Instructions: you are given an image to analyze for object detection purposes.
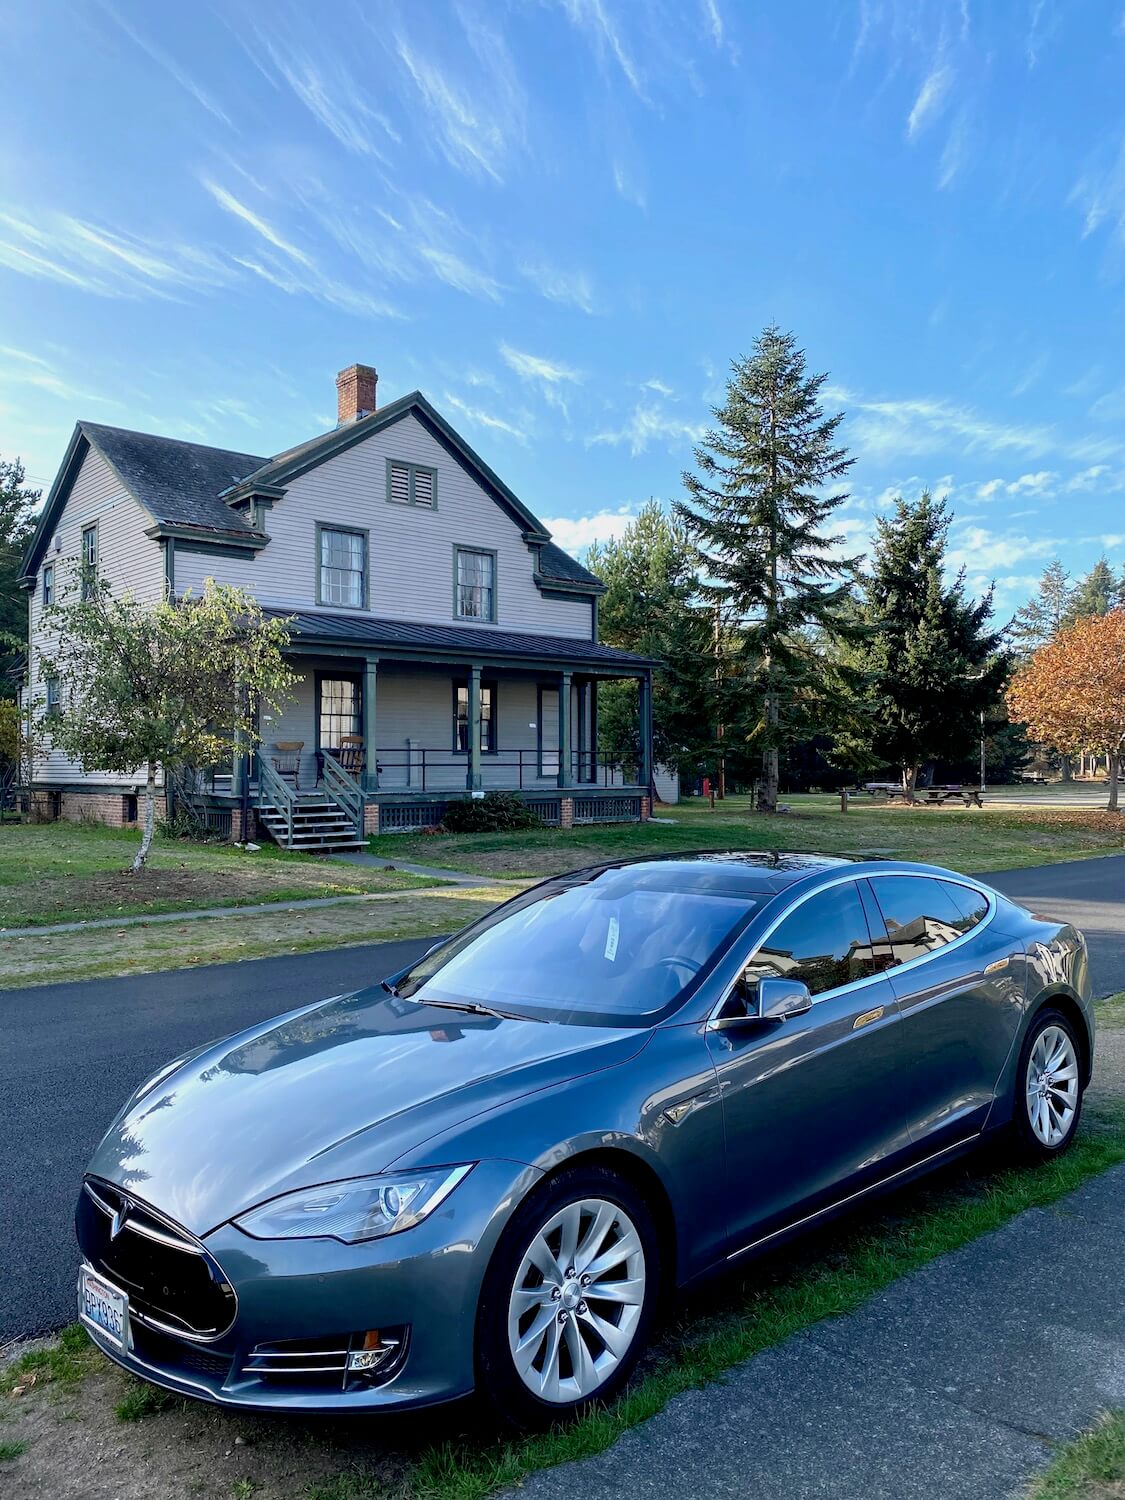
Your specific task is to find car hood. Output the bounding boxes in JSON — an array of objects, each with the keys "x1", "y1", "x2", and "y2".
[{"x1": 86, "y1": 987, "x2": 647, "y2": 1236}]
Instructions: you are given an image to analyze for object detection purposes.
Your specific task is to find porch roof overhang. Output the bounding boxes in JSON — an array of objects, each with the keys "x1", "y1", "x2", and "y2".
[{"x1": 265, "y1": 607, "x2": 658, "y2": 676}]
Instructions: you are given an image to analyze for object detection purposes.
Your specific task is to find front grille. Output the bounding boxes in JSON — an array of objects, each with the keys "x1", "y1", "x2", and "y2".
[
  {"x1": 77, "y1": 1178, "x2": 236, "y2": 1341},
  {"x1": 244, "y1": 1335, "x2": 351, "y2": 1381}
]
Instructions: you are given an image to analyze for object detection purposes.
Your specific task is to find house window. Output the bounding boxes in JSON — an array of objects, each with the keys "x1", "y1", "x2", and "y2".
[
  {"x1": 46, "y1": 678, "x2": 60, "y2": 716},
  {"x1": 386, "y1": 459, "x2": 437, "y2": 508},
  {"x1": 318, "y1": 526, "x2": 366, "y2": 608},
  {"x1": 42, "y1": 564, "x2": 54, "y2": 606},
  {"x1": 81, "y1": 525, "x2": 97, "y2": 600},
  {"x1": 454, "y1": 681, "x2": 496, "y2": 753},
  {"x1": 455, "y1": 547, "x2": 496, "y2": 622},
  {"x1": 318, "y1": 676, "x2": 361, "y2": 750}
]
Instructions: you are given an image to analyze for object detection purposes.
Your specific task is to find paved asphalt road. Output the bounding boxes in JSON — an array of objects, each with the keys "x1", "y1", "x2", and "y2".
[
  {"x1": 3, "y1": 852, "x2": 1124, "y2": 1346},
  {"x1": 0, "y1": 936, "x2": 434, "y2": 1344},
  {"x1": 984, "y1": 854, "x2": 1125, "y2": 998}
]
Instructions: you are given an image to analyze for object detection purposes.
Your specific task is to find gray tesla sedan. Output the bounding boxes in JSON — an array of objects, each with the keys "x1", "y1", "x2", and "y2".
[{"x1": 76, "y1": 852, "x2": 1092, "y2": 1426}]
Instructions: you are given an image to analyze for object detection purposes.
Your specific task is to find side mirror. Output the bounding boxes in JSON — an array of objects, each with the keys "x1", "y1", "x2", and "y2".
[
  {"x1": 712, "y1": 974, "x2": 813, "y2": 1029},
  {"x1": 757, "y1": 976, "x2": 813, "y2": 1021}
]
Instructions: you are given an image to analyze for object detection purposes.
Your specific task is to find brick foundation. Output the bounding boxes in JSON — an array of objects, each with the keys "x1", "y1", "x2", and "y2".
[
  {"x1": 363, "y1": 802, "x2": 380, "y2": 835},
  {"x1": 30, "y1": 789, "x2": 140, "y2": 827},
  {"x1": 560, "y1": 796, "x2": 574, "y2": 830},
  {"x1": 230, "y1": 807, "x2": 258, "y2": 843},
  {"x1": 640, "y1": 796, "x2": 652, "y2": 821}
]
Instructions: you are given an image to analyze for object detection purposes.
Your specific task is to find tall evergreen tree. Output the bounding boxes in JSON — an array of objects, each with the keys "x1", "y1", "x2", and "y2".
[
  {"x1": 1010, "y1": 560, "x2": 1071, "y2": 657},
  {"x1": 675, "y1": 327, "x2": 858, "y2": 812},
  {"x1": 1064, "y1": 555, "x2": 1119, "y2": 624},
  {"x1": 833, "y1": 492, "x2": 1009, "y2": 796},
  {"x1": 0, "y1": 457, "x2": 41, "y2": 700},
  {"x1": 587, "y1": 502, "x2": 715, "y2": 784}
]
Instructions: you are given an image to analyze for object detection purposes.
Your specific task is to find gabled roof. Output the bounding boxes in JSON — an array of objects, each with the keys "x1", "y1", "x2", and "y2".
[
  {"x1": 19, "y1": 392, "x2": 603, "y2": 596},
  {"x1": 266, "y1": 607, "x2": 653, "y2": 669}
]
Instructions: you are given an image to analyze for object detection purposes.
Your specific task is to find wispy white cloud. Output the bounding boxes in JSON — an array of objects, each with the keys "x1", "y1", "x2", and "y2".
[
  {"x1": 1070, "y1": 133, "x2": 1125, "y2": 244},
  {"x1": 642, "y1": 377, "x2": 674, "y2": 397},
  {"x1": 938, "y1": 109, "x2": 971, "y2": 188},
  {"x1": 945, "y1": 524, "x2": 1060, "y2": 575},
  {"x1": 518, "y1": 260, "x2": 596, "y2": 314},
  {"x1": 543, "y1": 503, "x2": 647, "y2": 553},
  {"x1": 500, "y1": 344, "x2": 583, "y2": 384},
  {"x1": 1067, "y1": 464, "x2": 1110, "y2": 491},
  {"x1": 96, "y1": 1, "x2": 232, "y2": 125},
  {"x1": 247, "y1": 26, "x2": 399, "y2": 158},
  {"x1": 1011, "y1": 352, "x2": 1048, "y2": 397},
  {"x1": 555, "y1": 0, "x2": 645, "y2": 99},
  {"x1": 0, "y1": 209, "x2": 230, "y2": 299},
  {"x1": 202, "y1": 181, "x2": 313, "y2": 266},
  {"x1": 907, "y1": 62, "x2": 954, "y2": 139},
  {"x1": 442, "y1": 392, "x2": 527, "y2": 441},
  {"x1": 1005, "y1": 469, "x2": 1058, "y2": 495},
  {"x1": 589, "y1": 400, "x2": 706, "y2": 457},
  {"x1": 1026, "y1": 0, "x2": 1057, "y2": 68},
  {"x1": 836, "y1": 388, "x2": 1054, "y2": 461},
  {"x1": 395, "y1": 12, "x2": 525, "y2": 182},
  {"x1": 420, "y1": 246, "x2": 502, "y2": 301},
  {"x1": 701, "y1": 0, "x2": 725, "y2": 48}
]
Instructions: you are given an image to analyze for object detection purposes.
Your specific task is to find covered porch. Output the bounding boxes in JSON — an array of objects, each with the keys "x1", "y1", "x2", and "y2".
[{"x1": 223, "y1": 611, "x2": 656, "y2": 845}]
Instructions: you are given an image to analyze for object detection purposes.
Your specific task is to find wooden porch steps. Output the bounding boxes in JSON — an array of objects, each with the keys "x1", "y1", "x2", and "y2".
[{"x1": 257, "y1": 796, "x2": 366, "y2": 854}]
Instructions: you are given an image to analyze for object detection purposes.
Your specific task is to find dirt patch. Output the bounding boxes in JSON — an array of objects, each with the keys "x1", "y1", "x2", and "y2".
[{"x1": 1, "y1": 1358, "x2": 454, "y2": 1500}]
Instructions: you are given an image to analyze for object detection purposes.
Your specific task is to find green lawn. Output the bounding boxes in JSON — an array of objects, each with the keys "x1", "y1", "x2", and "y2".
[
  {"x1": 368, "y1": 792, "x2": 1125, "y2": 879},
  {"x1": 1030, "y1": 1411, "x2": 1125, "y2": 1498},
  {"x1": 0, "y1": 823, "x2": 440, "y2": 929}
]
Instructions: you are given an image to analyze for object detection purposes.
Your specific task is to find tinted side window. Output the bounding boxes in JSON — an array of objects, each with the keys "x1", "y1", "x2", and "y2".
[
  {"x1": 869, "y1": 877, "x2": 964, "y2": 966},
  {"x1": 747, "y1": 883, "x2": 877, "y2": 997},
  {"x1": 938, "y1": 880, "x2": 990, "y2": 933}
]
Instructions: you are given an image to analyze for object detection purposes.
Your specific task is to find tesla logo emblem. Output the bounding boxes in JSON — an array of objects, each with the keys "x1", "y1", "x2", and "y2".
[{"x1": 109, "y1": 1199, "x2": 132, "y2": 1240}]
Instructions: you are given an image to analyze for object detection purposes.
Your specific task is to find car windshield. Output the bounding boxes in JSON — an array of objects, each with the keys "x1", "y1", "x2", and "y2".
[{"x1": 395, "y1": 864, "x2": 761, "y2": 1025}]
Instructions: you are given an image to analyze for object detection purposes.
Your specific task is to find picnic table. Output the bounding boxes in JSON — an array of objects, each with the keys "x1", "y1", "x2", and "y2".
[{"x1": 860, "y1": 782, "x2": 983, "y2": 807}]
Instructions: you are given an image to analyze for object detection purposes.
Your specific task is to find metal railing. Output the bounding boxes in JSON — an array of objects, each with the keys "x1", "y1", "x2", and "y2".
[
  {"x1": 256, "y1": 756, "x2": 295, "y2": 845},
  {"x1": 372, "y1": 746, "x2": 640, "y2": 793},
  {"x1": 322, "y1": 754, "x2": 365, "y2": 839}
]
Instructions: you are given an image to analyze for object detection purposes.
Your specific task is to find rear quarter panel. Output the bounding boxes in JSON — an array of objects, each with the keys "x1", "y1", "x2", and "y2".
[{"x1": 984, "y1": 898, "x2": 1093, "y2": 1130}]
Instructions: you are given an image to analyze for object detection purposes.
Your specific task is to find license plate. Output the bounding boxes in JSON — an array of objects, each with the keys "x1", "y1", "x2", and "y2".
[{"x1": 80, "y1": 1266, "x2": 128, "y2": 1350}]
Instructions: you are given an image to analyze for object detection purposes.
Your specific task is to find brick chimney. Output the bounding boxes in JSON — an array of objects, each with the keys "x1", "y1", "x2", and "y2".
[{"x1": 336, "y1": 363, "x2": 378, "y2": 426}]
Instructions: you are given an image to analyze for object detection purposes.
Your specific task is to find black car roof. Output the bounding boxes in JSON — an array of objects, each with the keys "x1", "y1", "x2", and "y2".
[{"x1": 557, "y1": 850, "x2": 871, "y2": 895}]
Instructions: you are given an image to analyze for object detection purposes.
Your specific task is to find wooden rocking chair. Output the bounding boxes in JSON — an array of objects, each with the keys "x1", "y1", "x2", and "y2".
[
  {"x1": 335, "y1": 734, "x2": 365, "y2": 777},
  {"x1": 271, "y1": 741, "x2": 304, "y2": 790}
]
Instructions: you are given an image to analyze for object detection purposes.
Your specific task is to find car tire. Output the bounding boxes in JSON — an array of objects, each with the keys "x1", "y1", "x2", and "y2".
[
  {"x1": 1011, "y1": 1007, "x2": 1085, "y2": 1162},
  {"x1": 476, "y1": 1163, "x2": 661, "y2": 1430}
]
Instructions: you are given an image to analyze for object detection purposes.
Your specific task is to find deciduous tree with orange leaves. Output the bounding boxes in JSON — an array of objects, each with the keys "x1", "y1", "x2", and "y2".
[{"x1": 1007, "y1": 607, "x2": 1125, "y2": 811}]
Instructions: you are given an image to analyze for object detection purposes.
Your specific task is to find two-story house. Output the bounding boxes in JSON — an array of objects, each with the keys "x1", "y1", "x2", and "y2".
[{"x1": 20, "y1": 363, "x2": 657, "y2": 849}]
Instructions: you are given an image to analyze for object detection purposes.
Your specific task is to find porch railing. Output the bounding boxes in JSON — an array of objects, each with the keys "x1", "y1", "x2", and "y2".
[
  {"x1": 322, "y1": 754, "x2": 365, "y2": 840},
  {"x1": 372, "y1": 746, "x2": 640, "y2": 793},
  {"x1": 256, "y1": 756, "x2": 295, "y2": 845}
]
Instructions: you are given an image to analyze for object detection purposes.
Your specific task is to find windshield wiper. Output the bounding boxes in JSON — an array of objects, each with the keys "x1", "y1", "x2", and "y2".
[
  {"x1": 380, "y1": 979, "x2": 400, "y2": 998},
  {"x1": 411, "y1": 996, "x2": 544, "y2": 1023}
]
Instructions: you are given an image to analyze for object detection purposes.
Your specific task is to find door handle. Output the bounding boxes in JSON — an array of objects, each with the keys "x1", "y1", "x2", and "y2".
[{"x1": 852, "y1": 1005, "x2": 885, "y2": 1030}]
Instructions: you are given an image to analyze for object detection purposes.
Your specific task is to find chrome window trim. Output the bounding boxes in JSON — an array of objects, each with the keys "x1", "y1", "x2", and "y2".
[{"x1": 707, "y1": 870, "x2": 997, "y2": 1027}]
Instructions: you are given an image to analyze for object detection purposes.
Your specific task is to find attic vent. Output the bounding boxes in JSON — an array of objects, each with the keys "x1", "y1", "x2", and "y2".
[
  {"x1": 386, "y1": 460, "x2": 437, "y2": 509},
  {"x1": 413, "y1": 467, "x2": 434, "y2": 508},
  {"x1": 389, "y1": 461, "x2": 410, "y2": 505}
]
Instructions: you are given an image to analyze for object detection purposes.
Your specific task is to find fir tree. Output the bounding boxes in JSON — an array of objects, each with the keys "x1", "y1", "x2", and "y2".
[
  {"x1": 1010, "y1": 560, "x2": 1071, "y2": 657},
  {"x1": 675, "y1": 327, "x2": 858, "y2": 812},
  {"x1": 1064, "y1": 555, "x2": 1119, "y2": 624},
  {"x1": 834, "y1": 492, "x2": 1009, "y2": 796}
]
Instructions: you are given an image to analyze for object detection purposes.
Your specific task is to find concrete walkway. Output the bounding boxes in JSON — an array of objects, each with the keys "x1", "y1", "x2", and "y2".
[
  {"x1": 513, "y1": 1163, "x2": 1125, "y2": 1500},
  {"x1": 329, "y1": 849, "x2": 501, "y2": 885}
]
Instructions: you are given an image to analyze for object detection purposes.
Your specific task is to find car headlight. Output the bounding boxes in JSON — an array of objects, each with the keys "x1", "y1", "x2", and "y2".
[{"x1": 232, "y1": 1165, "x2": 474, "y2": 1244}]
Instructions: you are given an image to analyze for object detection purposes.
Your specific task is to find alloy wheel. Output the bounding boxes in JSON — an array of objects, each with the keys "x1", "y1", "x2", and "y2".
[
  {"x1": 1025, "y1": 1023, "x2": 1079, "y2": 1148},
  {"x1": 507, "y1": 1197, "x2": 646, "y2": 1404}
]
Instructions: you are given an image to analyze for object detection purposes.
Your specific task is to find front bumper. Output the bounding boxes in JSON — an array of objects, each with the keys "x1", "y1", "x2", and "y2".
[{"x1": 77, "y1": 1158, "x2": 539, "y2": 1412}]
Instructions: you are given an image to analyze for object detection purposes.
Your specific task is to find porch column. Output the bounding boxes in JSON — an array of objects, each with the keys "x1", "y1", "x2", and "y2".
[
  {"x1": 589, "y1": 679, "x2": 599, "y2": 785},
  {"x1": 638, "y1": 672, "x2": 653, "y2": 790},
  {"x1": 467, "y1": 664, "x2": 482, "y2": 790},
  {"x1": 557, "y1": 669, "x2": 573, "y2": 789},
  {"x1": 231, "y1": 680, "x2": 249, "y2": 799},
  {"x1": 362, "y1": 656, "x2": 379, "y2": 791}
]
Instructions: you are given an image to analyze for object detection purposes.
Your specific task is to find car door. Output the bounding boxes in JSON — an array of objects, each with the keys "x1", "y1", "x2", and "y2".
[
  {"x1": 707, "y1": 879, "x2": 916, "y2": 1254},
  {"x1": 866, "y1": 874, "x2": 1024, "y2": 1154}
]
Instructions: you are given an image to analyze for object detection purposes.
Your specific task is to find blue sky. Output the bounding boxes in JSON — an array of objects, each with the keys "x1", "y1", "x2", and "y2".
[{"x1": 3, "y1": 1, "x2": 1125, "y2": 618}]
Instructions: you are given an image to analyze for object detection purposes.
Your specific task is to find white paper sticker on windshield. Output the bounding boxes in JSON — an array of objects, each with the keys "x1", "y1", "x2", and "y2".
[{"x1": 604, "y1": 916, "x2": 620, "y2": 962}]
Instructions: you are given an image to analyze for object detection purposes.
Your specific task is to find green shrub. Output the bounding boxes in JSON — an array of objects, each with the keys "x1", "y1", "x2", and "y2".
[{"x1": 441, "y1": 791, "x2": 543, "y2": 833}]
